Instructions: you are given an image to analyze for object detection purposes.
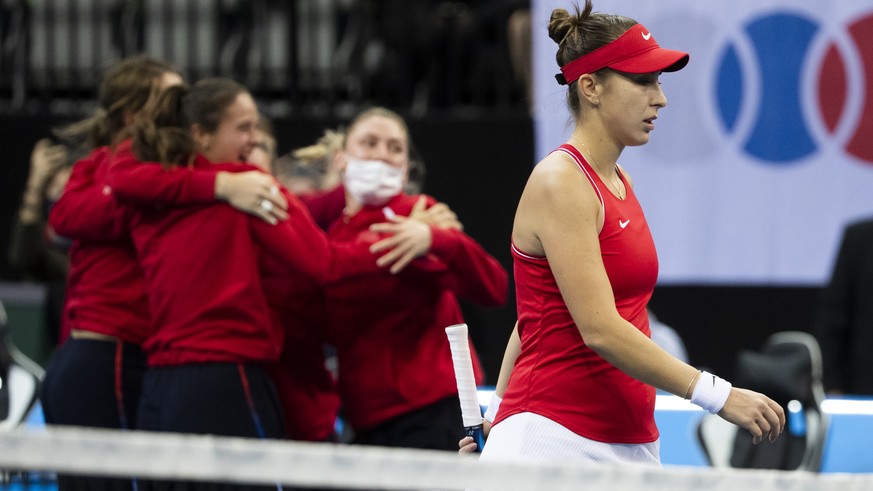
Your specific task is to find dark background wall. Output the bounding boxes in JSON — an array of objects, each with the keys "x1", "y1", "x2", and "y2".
[{"x1": 0, "y1": 113, "x2": 823, "y2": 384}]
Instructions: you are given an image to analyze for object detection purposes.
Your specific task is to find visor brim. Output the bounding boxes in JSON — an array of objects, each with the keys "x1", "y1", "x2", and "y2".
[{"x1": 610, "y1": 49, "x2": 689, "y2": 74}]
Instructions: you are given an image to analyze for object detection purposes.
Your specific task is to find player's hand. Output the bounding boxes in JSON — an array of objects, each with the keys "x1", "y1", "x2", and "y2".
[
  {"x1": 457, "y1": 419, "x2": 492, "y2": 455},
  {"x1": 28, "y1": 139, "x2": 67, "y2": 188},
  {"x1": 458, "y1": 436, "x2": 478, "y2": 455},
  {"x1": 369, "y1": 216, "x2": 432, "y2": 274},
  {"x1": 408, "y1": 196, "x2": 463, "y2": 231},
  {"x1": 215, "y1": 171, "x2": 288, "y2": 224},
  {"x1": 718, "y1": 387, "x2": 785, "y2": 444}
]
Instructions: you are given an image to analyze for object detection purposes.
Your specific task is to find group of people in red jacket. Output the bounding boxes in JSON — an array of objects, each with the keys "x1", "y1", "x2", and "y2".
[{"x1": 40, "y1": 55, "x2": 507, "y2": 491}]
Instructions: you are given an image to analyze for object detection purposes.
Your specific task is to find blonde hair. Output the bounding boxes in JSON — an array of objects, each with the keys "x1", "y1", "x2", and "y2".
[
  {"x1": 272, "y1": 129, "x2": 345, "y2": 191},
  {"x1": 292, "y1": 129, "x2": 345, "y2": 164}
]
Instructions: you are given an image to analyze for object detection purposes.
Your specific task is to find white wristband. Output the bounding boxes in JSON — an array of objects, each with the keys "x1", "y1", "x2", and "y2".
[
  {"x1": 690, "y1": 371, "x2": 732, "y2": 414},
  {"x1": 483, "y1": 393, "x2": 502, "y2": 423}
]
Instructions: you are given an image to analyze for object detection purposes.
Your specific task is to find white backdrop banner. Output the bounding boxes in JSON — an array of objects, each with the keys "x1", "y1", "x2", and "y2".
[{"x1": 532, "y1": 0, "x2": 873, "y2": 285}]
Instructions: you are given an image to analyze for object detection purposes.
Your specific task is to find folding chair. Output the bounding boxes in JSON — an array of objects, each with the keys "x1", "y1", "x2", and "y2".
[
  {"x1": 0, "y1": 300, "x2": 44, "y2": 431},
  {"x1": 697, "y1": 331, "x2": 828, "y2": 471}
]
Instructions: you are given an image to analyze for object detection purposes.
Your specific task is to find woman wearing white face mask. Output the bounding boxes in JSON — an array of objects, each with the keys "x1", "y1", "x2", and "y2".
[
  {"x1": 265, "y1": 124, "x2": 473, "y2": 446},
  {"x1": 342, "y1": 157, "x2": 407, "y2": 206},
  {"x1": 321, "y1": 107, "x2": 509, "y2": 451}
]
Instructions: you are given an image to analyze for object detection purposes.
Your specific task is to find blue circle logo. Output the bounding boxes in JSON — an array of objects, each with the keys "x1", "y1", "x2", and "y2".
[{"x1": 715, "y1": 12, "x2": 873, "y2": 165}]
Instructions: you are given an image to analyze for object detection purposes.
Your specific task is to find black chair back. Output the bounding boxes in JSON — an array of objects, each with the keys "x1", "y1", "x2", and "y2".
[
  {"x1": 728, "y1": 331, "x2": 828, "y2": 471},
  {"x1": 0, "y1": 300, "x2": 44, "y2": 430}
]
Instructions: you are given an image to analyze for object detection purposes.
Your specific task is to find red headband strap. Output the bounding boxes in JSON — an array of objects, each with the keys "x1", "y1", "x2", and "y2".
[{"x1": 556, "y1": 24, "x2": 688, "y2": 85}]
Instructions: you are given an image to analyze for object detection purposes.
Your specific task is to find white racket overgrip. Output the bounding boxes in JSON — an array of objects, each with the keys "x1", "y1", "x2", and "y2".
[{"x1": 445, "y1": 323, "x2": 485, "y2": 451}]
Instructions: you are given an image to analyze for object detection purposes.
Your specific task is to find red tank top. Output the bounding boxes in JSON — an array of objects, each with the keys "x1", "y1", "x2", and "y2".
[{"x1": 496, "y1": 144, "x2": 660, "y2": 443}]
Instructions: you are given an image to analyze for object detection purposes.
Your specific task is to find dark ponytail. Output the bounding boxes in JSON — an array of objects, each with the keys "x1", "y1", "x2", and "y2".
[
  {"x1": 56, "y1": 55, "x2": 180, "y2": 150},
  {"x1": 132, "y1": 84, "x2": 195, "y2": 168},
  {"x1": 132, "y1": 77, "x2": 249, "y2": 168},
  {"x1": 549, "y1": 1, "x2": 637, "y2": 118}
]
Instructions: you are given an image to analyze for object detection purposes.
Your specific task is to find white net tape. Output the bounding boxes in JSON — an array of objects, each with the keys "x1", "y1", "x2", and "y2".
[
  {"x1": 0, "y1": 427, "x2": 873, "y2": 491},
  {"x1": 1, "y1": 426, "x2": 872, "y2": 490}
]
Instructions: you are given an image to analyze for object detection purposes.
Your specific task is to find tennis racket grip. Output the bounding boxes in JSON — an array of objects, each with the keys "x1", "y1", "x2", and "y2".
[
  {"x1": 465, "y1": 424, "x2": 486, "y2": 453},
  {"x1": 446, "y1": 323, "x2": 485, "y2": 452}
]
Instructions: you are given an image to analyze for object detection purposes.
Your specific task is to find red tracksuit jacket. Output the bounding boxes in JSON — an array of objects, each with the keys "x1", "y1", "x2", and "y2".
[
  {"x1": 112, "y1": 154, "x2": 380, "y2": 366},
  {"x1": 49, "y1": 142, "x2": 216, "y2": 344},
  {"x1": 324, "y1": 193, "x2": 508, "y2": 430}
]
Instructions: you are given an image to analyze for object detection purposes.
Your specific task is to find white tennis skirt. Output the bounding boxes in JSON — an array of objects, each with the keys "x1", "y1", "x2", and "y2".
[{"x1": 479, "y1": 412, "x2": 661, "y2": 466}]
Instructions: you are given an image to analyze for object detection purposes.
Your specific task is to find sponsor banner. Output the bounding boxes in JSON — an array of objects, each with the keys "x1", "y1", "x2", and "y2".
[{"x1": 532, "y1": 0, "x2": 873, "y2": 284}]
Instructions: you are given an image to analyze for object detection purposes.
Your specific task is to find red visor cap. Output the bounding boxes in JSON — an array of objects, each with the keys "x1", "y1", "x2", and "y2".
[{"x1": 558, "y1": 24, "x2": 689, "y2": 85}]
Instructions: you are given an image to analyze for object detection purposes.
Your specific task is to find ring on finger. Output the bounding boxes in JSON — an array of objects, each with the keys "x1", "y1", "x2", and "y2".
[
  {"x1": 269, "y1": 185, "x2": 279, "y2": 195},
  {"x1": 260, "y1": 199, "x2": 274, "y2": 212}
]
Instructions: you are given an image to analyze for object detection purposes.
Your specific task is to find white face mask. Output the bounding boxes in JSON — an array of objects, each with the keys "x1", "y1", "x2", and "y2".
[{"x1": 343, "y1": 157, "x2": 405, "y2": 206}]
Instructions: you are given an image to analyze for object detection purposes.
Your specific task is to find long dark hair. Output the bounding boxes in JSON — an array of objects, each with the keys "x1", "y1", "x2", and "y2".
[
  {"x1": 133, "y1": 78, "x2": 249, "y2": 168},
  {"x1": 56, "y1": 55, "x2": 180, "y2": 150},
  {"x1": 548, "y1": 1, "x2": 636, "y2": 118}
]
